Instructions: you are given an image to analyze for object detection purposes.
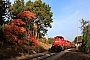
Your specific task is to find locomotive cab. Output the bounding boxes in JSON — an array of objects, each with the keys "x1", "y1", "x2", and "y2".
[{"x1": 51, "y1": 36, "x2": 63, "y2": 52}]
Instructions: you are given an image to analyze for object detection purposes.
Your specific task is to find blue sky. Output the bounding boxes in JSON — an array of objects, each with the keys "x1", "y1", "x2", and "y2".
[{"x1": 10, "y1": 0, "x2": 90, "y2": 41}]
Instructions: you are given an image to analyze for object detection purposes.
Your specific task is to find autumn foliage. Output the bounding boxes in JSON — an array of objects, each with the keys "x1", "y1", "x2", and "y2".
[
  {"x1": 3, "y1": 19, "x2": 28, "y2": 45},
  {"x1": 17, "y1": 11, "x2": 36, "y2": 19},
  {"x1": 2, "y1": 11, "x2": 39, "y2": 51}
]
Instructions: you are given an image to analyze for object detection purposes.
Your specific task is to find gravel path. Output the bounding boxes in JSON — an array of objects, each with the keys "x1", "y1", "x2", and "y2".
[{"x1": 56, "y1": 50, "x2": 90, "y2": 60}]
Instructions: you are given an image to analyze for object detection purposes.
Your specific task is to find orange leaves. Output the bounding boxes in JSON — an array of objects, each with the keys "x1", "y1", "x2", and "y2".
[
  {"x1": 17, "y1": 11, "x2": 36, "y2": 19},
  {"x1": 31, "y1": 36, "x2": 40, "y2": 45},
  {"x1": 10, "y1": 19, "x2": 26, "y2": 26},
  {"x1": 20, "y1": 27, "x2": 26, "y2": 32},
  {"x1": 4, "y1": 24, "x2": 26, "y2": 34},
  {"x1": 3, "y1": 19, "x2": 27, "y2": 45},
  {"x1": 3, "y1": 11, "x2": 40, "y2": 50},
  {"x1": 28, "y1": 30, "x2": 32, "y2": 36}
]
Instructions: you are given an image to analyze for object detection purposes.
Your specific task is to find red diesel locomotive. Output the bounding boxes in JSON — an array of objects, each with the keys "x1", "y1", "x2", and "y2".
[{"x1": 51, "y1": 36, "x2": 71, "y2": 52}]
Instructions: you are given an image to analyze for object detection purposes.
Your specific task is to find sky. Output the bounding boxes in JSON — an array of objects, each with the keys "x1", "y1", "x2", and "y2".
[{"x1": 10, "y1": 0, "x2": 90, "y2": 42}]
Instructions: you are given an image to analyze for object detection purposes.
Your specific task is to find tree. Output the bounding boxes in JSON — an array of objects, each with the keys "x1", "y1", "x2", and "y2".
[
  {"x1": 25, "y1": 0, "x2": 53, "y2": 38},
  {"x1": 85, "y1": 24, "x2": 90, "y2": 52},
  {"x1": 80, "y1": 18, "x2": 90, "y2": 52},
  {"x1": 48, "y1": 37, "x2": 54, "y2": 44},
  {"x1": 2, "y1": 11, "x2": 39, "y2": 53},
  {"x1": 3, "y1": 19, "x2": 27, "y2": 44},
  {"x1": 0, "y1": 0, "x2": 11, "y2": 25},
  {"x1": 10, "y1": 0, "x2": 36, "y2": 37},
  {"x1": 17, "y1": 11, "x2": 37, "y2": 37},
  {"x1": 10, "y1": 0, "x2": 53, "y2": 38},
  {"x1": 10, "y1": 0, "x2": 24, "y2": 18},
  {"x1": 0, "y1": 0, "x2": 3, "y2": 25}
]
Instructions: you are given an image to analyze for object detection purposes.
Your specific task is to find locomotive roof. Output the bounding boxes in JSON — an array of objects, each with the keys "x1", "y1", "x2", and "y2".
[
  {"x1": 56, "y1": 36, "x2": 64, "y2": 38},
  {"x1": 54, "y1": 36, "x2": 64, "y2": 39}
]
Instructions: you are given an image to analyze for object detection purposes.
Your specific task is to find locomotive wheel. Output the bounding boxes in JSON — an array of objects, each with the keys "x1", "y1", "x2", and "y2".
[
  {"x1": 49, "y1": 46, "x2": 55, "y2": 52},
  {"x1": 51, "y1": 46, "x2": 55, "y2": 50},
  {"x1": 50, "y1": 46, "x2": 62, "y2": 52},
  {"x1": 57, "y1": 46, "x2": 62, "y2": 52}
]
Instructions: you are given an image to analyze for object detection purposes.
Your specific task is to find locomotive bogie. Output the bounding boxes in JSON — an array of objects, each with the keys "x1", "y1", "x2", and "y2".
[{"x1": 51, "y1": 46, "x2": 62, "y2": 52}]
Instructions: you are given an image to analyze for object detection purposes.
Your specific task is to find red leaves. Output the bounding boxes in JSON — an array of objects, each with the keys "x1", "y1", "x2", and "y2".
[
  {"x1": 3, "y1": 11, "x2": 39, "y2": 51},
  {"x1": 28, "y1": 30, "x2": 40, "y2": 45},
  {"x1": 3, "y1": 19, "x2": 27, "y2": 45},
  {"x1": 20, "y1": 27, "x2": 26, "y2": 32},
  {"x1": 28, "y1": 30, "x2": 32, "y2": 36},
  {"x1": 31, "y1": 36, "x2": 40, "y2": 45},
  {"x1": 10, "y1": 19, "x2": 26, "y2": 26},
  {"x1": 17, "y1": 11, "x2": 36, "y2": 19}
]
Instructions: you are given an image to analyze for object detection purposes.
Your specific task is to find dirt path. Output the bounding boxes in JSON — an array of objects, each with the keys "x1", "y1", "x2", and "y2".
[{"x1": 56, "y1": 49, "x2": 90, "y2": 60}]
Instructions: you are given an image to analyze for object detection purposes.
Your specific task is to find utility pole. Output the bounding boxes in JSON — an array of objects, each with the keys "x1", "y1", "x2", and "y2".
[{"x1": 77, "y1": 14, "x2": 78, "y2": 42}]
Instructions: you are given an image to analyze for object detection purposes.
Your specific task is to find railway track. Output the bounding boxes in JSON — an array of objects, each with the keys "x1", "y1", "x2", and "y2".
[
  {"x1": 19, "y1": 51, "x2": 58, "y2": 60},
  {"x1": 17, "y1": 48, "x2": 73, "y2": 60}
]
